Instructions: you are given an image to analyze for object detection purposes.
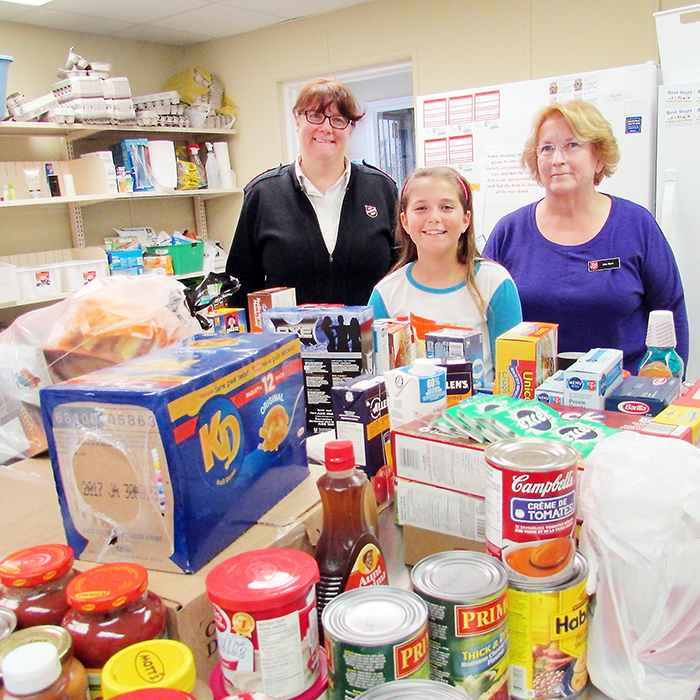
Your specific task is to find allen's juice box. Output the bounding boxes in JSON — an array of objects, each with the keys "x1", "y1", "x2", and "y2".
[{"x1": 494, "y1": 322, "x2": 558, "y2": 399}]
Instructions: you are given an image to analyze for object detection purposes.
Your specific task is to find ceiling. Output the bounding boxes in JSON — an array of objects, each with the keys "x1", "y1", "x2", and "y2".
[{"x1": 0, "y1": 0, "x2": 375, "y2": 46}]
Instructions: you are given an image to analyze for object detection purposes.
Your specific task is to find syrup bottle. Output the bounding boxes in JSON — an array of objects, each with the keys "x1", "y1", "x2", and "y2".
[
  {"x1": 315, "y1": 440, "x2": 388, "y2": 630},
  {"x1": 638, "y1": 309, "x2": 684, "y2": 378}
]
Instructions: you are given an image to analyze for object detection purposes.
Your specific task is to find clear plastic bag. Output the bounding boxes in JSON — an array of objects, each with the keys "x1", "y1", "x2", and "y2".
[
  {"x1": 579, "y1": 430, "x2": 700, "y2": 700},
  {"x1": 0, "y1": 275, "x2": 201, "y2": 466}
]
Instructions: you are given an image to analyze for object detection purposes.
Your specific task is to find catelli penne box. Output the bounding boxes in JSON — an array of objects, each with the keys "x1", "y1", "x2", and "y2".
[{"x1": 40, "y1": 333, "x2": 308, "y2": 574}]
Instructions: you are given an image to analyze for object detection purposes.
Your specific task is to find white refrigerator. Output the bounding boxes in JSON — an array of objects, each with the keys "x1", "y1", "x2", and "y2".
[
  {"x1": 655, "y1": 82, "x2": 700, "y2": 378},
  {"x1": 415, "y1": 63, "x2": 659, "y2": 249}
]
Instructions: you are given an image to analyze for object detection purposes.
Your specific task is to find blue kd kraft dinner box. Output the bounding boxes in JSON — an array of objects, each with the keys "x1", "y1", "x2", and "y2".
[{"x1": 40, "y1": 333, "x2": 308, "y2": 574}]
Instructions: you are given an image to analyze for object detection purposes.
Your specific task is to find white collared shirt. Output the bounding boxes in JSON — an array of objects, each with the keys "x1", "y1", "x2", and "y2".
[{"x1": 295, "y1": 156, "x2": 351, "y2": 255}]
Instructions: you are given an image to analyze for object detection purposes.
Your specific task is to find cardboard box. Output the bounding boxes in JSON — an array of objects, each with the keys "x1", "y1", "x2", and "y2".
[
  {"x1": 263, "y1": 306, "x2": 374, "y2": 434},
  {"x1": 40, "y1": 333, "x2": 310, "y2": 574},
  {"x1": 247, "y1": 287, "x2": 297, "y2": 333},
  {"x1": 604, "y1": 375, "x2": 682, "y2": 416},
  {"x1": 392, "y1": 413, "x2": 487, "y2": 498},
  {"x1": 395, "y1": 477, "x2": 485, "y2": 542},
  {"x1": 403, "y1": 524, "x2": 486, "y2": 567},
  {"x1": 425, "y1": 328, "x2": 484, "y2": 387},
  {"x1": 494, "y1": 322, "x2": 558, "y2": 398},
  {"x1": 669, "y1": 378, "x2": 700, "y2": 408},
  {"x1": 332, "y1": 374, "x2": 392, "y2": 504},
  {"x1": 0, "y1": 456, "x2": 324, "y2": 683},
  {"x1": 648, "y1": 404, "x2": 700, "y2": 444},
  {"x1": 562, "y1": 348, "x2": 624, "y2": 409},
  {"x1": 209, "y1": 307, "x2": 248, "y2": 333}
]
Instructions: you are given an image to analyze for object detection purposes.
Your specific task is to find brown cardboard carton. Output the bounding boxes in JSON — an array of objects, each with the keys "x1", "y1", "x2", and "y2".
[
  {"x1": 0, "y1": 456, "x2": 323, "y2": 681},
  {"x1": 403, "y1": 524, "x2": 486, "y2": 566}
]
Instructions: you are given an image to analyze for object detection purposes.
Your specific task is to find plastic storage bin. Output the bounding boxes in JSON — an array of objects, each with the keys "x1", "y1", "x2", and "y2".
[
  {"x1": 0, "y1": 55, "x2": 12, "y2": 119},
  {"x1": 59, "y1": 258, "x2": 109, "y2": 292},
  {"x1": 17, "y1": 263, "x2": 62, "y2": 298},
  {"x1": 146, "y1": 241, "x2": 203, "y2": 275},
  {"x1": 0, "y1": 261, "x2": 20, "y2": 304}
]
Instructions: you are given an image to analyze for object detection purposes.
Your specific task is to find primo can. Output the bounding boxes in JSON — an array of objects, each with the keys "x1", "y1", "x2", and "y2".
[
  {"x1": 322, "y1": 587, "x2": 430, "y2": 700},
  {"x1": 411, "y1": 551, "x2": 509, "y2": 700},
  {"x1": 356, "y1": 678, "x2": 469, "y2": 699},
  {"x1": 484, "y1": 437, "x2": 578, "y2": 587},
  {"x1": 507, "y1": 552, "x2": 589, "y2": 700}
]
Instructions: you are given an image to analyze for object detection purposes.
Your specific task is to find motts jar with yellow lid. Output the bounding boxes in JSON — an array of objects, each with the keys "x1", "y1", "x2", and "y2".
[
  {"x1": 61, "y1": 563, "x2": 167, "y2": 700},
  {"x1": 0, "y1": 545, "x2": 76, "y2": 629},
  {"x1": 100, "y1": 640, "x2": 196, "y2": 700}
]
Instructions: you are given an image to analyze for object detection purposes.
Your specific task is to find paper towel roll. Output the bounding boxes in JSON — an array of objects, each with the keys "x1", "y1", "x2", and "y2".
[{"x1": 213, "y1": 142, "x2": 235, "y2": 189}]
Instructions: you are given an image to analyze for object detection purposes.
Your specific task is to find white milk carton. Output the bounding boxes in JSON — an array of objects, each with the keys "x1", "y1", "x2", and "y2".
[{"x1": 384, "y1": 358, "x2": 447, "y2": 430}]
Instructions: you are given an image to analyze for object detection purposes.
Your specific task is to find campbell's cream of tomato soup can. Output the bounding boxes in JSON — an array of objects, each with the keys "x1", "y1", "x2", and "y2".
[
  {"x1": 411, "y1": 551, "x2": 509, "y2": 699},
  {"x1": 322, "y1": 587, "x2": 430, "y2": 700},
  {"x1": 205, "y1": 548, "x2": 321, "y2": 700},
  {"x1": 484, "y1": 437, "x2": 578, "y2": 587},
  {"x1": 507, "y1": 552, "x2": 589, "y2": 700}
]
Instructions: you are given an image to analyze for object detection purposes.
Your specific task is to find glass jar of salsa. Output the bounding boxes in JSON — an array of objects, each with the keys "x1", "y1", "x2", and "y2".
[
  {"x1": 0, "y1": 545, "x2": 76, "y2": 629},
  {"x1": 61, "y1": 562, "x2": 167, "y2": 697}
]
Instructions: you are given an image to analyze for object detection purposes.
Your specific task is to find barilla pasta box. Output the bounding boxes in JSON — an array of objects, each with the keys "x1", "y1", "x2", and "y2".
[
  {"x1": 247, "y1": 286, "x2": 297, "y2": 332},
  {"x1": 210, "y1": 307, "x2": 248, "y2": 333},
  {"x1": 331, "y1": 374, "x2": 393, "y2": 504},
  {"x1": 563, "y1": 348, "x2": 624, "y2": 409},
  {"x1": 426, "y1": 328, "x2": 485, "y2": 388},
  {"x1": 262, "y1": 305, "x2": 374, "y2": 434},
  {"x1": 604, "y1": 375, "x2": 681, "y2": 416},
  {"x1": 494, "y1": 322, "x2": 558, "y2": 399},
  {"x1": 40, "y1": 333, "x2": 309, "y2": 574}
]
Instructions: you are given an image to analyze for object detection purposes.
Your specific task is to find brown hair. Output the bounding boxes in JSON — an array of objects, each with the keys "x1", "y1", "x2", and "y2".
[
  {"x1": 392, "y1": 167, "x2": 485, "y2": 314},
  {"x1": 521, "y1": 100, "x2": 620, "y2": 186},
  {"x1": 293, "y1": 77, "x2": 364, "y2": 124}
]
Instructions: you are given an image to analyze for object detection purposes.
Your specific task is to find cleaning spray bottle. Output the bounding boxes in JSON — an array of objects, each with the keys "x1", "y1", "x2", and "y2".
[
  {"x1": 187, "y1": 143, "x2": 207, "y2": 189},
  {"x1": 204, "y1": 142, "x2": 221, "y2": 189}
]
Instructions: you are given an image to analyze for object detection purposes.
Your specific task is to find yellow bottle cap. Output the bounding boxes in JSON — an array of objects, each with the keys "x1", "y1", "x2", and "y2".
[{"x1": 100, "y1": 639, "x2": 196, "y2": 700}]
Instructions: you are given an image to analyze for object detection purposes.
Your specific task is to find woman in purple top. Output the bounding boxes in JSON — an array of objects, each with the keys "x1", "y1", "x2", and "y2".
[{"x1": 483, "y1": 100, "x2": 688, "y2": 374}]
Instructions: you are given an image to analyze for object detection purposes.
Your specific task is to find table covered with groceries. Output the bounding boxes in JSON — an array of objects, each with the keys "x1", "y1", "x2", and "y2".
[{"x1": 1, "y1": 282, "x2": 699, "y2": 700}]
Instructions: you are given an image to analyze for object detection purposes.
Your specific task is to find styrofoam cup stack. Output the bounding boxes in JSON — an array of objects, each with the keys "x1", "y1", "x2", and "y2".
[{"x1": 646, "y1": 309, "x2": 677, "y2": 348}]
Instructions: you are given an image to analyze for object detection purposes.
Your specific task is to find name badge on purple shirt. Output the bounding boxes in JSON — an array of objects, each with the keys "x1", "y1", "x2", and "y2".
[{"x1": 588, "y1": 257, "x2": 620, "y2": 272}]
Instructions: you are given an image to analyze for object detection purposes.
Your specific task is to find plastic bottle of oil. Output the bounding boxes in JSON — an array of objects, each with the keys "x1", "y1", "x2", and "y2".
[{"x1": 315, "y1": 440, "x2": 388, "y2": 630}]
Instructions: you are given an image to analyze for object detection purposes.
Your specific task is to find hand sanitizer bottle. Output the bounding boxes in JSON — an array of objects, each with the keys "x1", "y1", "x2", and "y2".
[{"x1": 204, "y1": 142, "x2": 221, "y2": 189}]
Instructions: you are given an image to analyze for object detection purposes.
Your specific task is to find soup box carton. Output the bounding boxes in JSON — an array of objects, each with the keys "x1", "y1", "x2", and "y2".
[
  {"x1": 262, "y1": 305, "x2": 374, "y2": 434},
  {"x1": 39, "y1": 333, "x2": 309, "y2": 574}
]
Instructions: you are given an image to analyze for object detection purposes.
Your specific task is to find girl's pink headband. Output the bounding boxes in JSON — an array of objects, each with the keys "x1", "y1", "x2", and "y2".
[{"x1": 401, "y1": 172, "x2": 471, "y2": 206}]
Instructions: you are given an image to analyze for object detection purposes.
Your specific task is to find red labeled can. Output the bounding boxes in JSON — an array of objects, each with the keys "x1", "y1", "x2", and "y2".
[
  {"x1": 205, "y1": 548, "x2": 321, "y2": 700},
  {"x1": 484, "y1": 437, "x2": 578, "y2": 587}
]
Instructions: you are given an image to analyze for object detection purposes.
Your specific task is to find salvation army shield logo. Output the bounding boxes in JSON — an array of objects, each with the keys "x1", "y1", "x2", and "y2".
[
  {"x1": 588, "y1": 260, "x2": 599, "y2": 271},
  {"x1": 365, "y1": 204, "x2": 378, "y2": 218}
]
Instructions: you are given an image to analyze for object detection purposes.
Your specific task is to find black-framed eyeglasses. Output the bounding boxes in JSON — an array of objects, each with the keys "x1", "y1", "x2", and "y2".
[{"x1": 303, "y1": 111, "x2": 352, "y2": 130}]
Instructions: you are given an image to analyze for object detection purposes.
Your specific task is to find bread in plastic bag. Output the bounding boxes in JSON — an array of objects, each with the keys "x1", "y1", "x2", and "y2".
[
  {"x1": 0, "y1": 275, "x2": 201, "y2": 465},
  {"x1": 578, "y1": 430, "x2": 700, "y2": 700}
]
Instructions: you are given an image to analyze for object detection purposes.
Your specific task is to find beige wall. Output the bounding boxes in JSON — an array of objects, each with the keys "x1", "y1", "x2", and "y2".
[
  {"x1": 0, "y1": 0, "x2": 694, "y2": 247},
  {"x1": 183, "y1": 0, "x2": 691, "y2": 185}
]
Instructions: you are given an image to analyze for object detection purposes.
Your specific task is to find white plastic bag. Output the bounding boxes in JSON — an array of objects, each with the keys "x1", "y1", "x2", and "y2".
[{"x1": 579, "y1": 430, "x2": 700, "y2": 700}]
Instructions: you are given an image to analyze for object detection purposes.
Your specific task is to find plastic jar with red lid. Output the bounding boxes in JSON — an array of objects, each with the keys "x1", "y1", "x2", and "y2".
[
  {"x1": 205, "y1": 549, "x2": 320, "y2": 700},
  {"x1": 61, "y1": 563, "x2": 167, "y2": 700},
  {"x1": 0, "y1": 545, "x2": 77, "y2": 629}
]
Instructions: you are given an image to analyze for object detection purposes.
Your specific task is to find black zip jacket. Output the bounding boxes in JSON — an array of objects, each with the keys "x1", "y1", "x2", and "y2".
[{"x1": 225, "y1": 162, "x2": 398, "y2": 306}]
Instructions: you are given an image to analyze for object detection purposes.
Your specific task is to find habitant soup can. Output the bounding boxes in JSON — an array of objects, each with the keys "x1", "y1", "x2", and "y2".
[
  {"x1": 322, "y1": 587, "x2": 430, "y2": 700},
  {"x1": 410, "y1": 551, "x2": 509, "y2": 700},
  {"x1": 507, "y1": 552, "x2": 589, "y2": 700},
  {"x1": 484, "y1": 437, "x2": 579, "y2": 587}
]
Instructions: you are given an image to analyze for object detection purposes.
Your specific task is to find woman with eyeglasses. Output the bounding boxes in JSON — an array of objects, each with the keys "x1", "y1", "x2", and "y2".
[
  {"x1": 225, "y1": 77, "x2": 398, "y2": 307},
  {"x1": 483, "y1": 100, "x2": 688, "y2": 374}
]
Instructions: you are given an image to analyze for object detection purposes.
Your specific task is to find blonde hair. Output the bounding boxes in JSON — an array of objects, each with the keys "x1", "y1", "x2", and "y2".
[
  {"x1": 392, "y1": 167, "x2": 486, "y2": 315},
  {"x1": 521, "y1": 100, "x2": 620, "y2": 186}
]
